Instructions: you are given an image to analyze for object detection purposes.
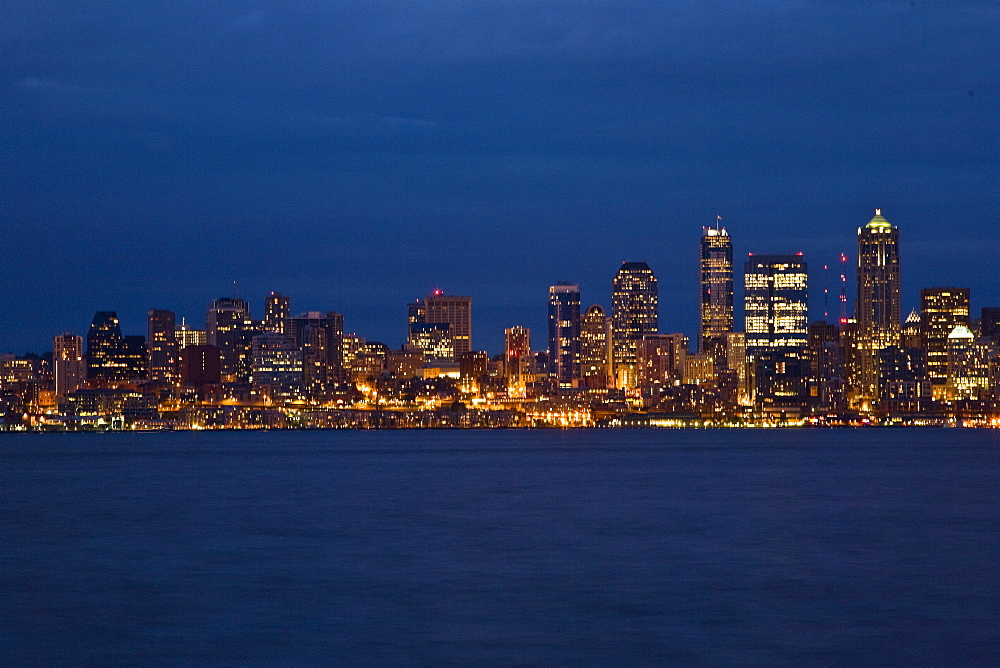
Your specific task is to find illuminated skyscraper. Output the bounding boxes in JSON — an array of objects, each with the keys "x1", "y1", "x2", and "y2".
[
  {"x1": 207, "y1": 297, "x2": 254, "y2": 383},
  {"x1": 147, "y1": 309, "x2": 178, "y2": 386},
  {"x1": 744, "y1": 255, "x2": 809, "y2": 408},
  {"x1": 744, "y1": 255, "x2": 809, "y2": 354},
  {"x1": 425, "y1": 292, "x2": 472, "y2": 358},
  {"x1": 264, "y1": 292, "x2": 290, "y2": 335},
  {"x1": 287, "y1": 311, "x2": 344, "y2": 396},
  {"x1": 611, "y1": 262, "x2": 658, "y2": 388},
  {"x1": 53, "y1": 332, "x2": 84, "y2": 397},
  {"x1": 700, "y1": 224, "x2": 734, "y2": 357},
  {"x1": 856, "y1": 209, "x2": 901, "y2": 405},
  {"x1": 251, "y1": 332, "x2": 303, "y2": 402},
  {"x1": 547, "y1": 283, "x2": 581, "y2": 386},
  {"x1": 920, "y1": 287, "x2": 969, "y2": 394},
  {"x1": 86, "y1": 311, "x2": 129, "y2": 383},
  {"x1": 579, "y1": 305, "x2": 612, "y2": 389},
  {"x1": 505, "y1": 326, "x2": 531, "y2": 398}
]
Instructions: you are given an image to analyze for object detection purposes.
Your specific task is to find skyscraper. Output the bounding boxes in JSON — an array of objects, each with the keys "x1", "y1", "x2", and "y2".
[
  {"x1": 207, "y1": 297, "x2": 254, "y2": 383},
  {"x1": 547, "y1": 283, "x2": 581, "y2": 387},
  {"x1": 287, "y1": 311, "x2": 345, "y2": 396},
  {"x1": 579, "y1": 305, "x2": 612, "y2": 389},
  {"x1": 505, "y1": 326, "x2": 532, "y2": 398},
  {"x1": 920, "y1": 287, "x2": 970, "y2": 395},
  {"x1": 425, "y1": 292, "x2": 472, "y2": 358},
  {"x1": 700, "y1": 224, "x2": 734, "y2": 357},
  {"x1": 744, "y1": 255, "x2": 809, "y2": 354},
  {"x1": 856, "y1": 209, "x2": 901, "y2": 405},
  {"x1": 53, "y1": 332, "x2": 84, "y2": 397},
  {"x1": 147, "y1": 309, "x2": 178, "y2": 386},
  {"x1": 611, "y1": 262, "x2": 658, "y2": 389},
  {"x1": 264, "y1": 292, "x2": 290, "y2": 335},
  {"x1": 86, "y1": 311, "x2": 129, "y2": 383},
  {"x1": 744, "y1": 254, "x2": 809, "y2": 408}
]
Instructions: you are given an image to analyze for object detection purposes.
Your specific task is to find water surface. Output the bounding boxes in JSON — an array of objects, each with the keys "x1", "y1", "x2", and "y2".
[{"x1": 2, "y1": 429, "x2": 998, "y2": 664}]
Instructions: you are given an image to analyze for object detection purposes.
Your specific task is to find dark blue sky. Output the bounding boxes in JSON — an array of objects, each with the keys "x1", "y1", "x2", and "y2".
[{"x1": 3, "y1": 1, "x2": 998, "y2": 354}]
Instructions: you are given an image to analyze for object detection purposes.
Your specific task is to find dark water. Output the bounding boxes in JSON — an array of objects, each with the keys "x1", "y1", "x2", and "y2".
[{"x1": 2, "y1": 429, "x2": 999, "y2": 665}]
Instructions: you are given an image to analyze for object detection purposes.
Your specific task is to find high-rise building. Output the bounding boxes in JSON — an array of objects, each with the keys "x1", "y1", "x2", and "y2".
[
  {"x1": 407, "y1": 299, "x2": 426, "y2": 344},
  {"x1": 53, "y1": 332, "x2": 85, "y2": 397},
  {"x1": 264, "y1": 292, "x2": 290, "y2": 335},
  {"x1": 287, "y1": 311, "x2": 344, "y2": 397},
  {"x1": 700, "y1": 224, "x2": 734, "y2": 357},
  {"x1": 611, "y1": 262, "x2": 658, "y2": 389},
  {"x1": 122, "y1": 335, "x2": 149, "y2": 381},
  {"x1": 855, "y1": 209, "x2": 901, "y2": 405},
  {"x1": 920, "y1": 287, "x2": 970, "y2": 396},
  {"x1": 636, "y1": 333, "x2": 687, "y2": 389},
  {"x1": 425, "y1": 292, "x2": 472, "y2": 358},
  {"x1": 505, "y1": 326, "x2": 531, "y2": 398},
  {"x1": 86, "y1": 311, "x2": 129, "y2": 383},
  {"x1": 980, "y1": 307, "x2": 1000, "y2": 342},
  {"x1": 879, "y1": 345, "x2": 931, "y2": 414},
  {"x1": 579, "y1": 305, "x2": 613, "y2": 389},
  {"x1": 744, "y1": 255, "x2": 808, "y2": 354},
  {"x1": 547, "y1": 283, "x2": 581, "y2": 387},
  {"x1": 408, "y1": 322, "x2": 455, "y2": 362},
  {"x1": 946, "y1": 325, "x2": 992, "y2": 401},
  {"x1": 147, "y1": 309, "x2": 178, "y2": 386},
  {"x1": 251, "y1": 332, "x2": 303, "y2": 402},
  {"x1": 207, "y1": 297, "x2": 254, "y2": 383},
  {"x1": 744, "y1": 254, "x2": 809, "y2": 408}
]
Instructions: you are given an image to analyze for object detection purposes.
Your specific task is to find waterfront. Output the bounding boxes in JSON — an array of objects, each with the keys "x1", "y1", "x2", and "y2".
[{"x1": 2, "y1": 429, "x2": 999, "y2": 664}]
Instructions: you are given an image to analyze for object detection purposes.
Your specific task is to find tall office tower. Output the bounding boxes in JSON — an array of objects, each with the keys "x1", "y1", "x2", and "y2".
[
  {"x1": 946, "y1": 325, "x2": 992, "y2": 401},
  {"x1": 744, "y1": 255, "x2": 809, "y2": 354},
  {"x1": 147, "y1": 309, "x2": 178, "y2": 386},
  {"x1": 725, "y1": 332, "x2": 748, "y2": 399},
  {"x1": 459, "y1": 351, "x2": 489, "y2": 394},
  {"x1": 699, "y1": 225, "x2": 734, "y2": 358},
  {"x1": 636, "y1": 333, "x2": 687, "y2": 389},
  {"x1": 611, "y1": 262, "x2": 658, "y2": 389},
  {"x1": 744, "y1": 255, "x2": 809, "y2": 408},
  {"x1": 425, "y1": 292, "x2": 472, "y2": 357},
  {"x1": 579, "y1": 305, "x2": 613, "y2": 389},
  {"x1": 53, "y1": 332, "x2": 84, "y2": 397},
  {"x1": 980, "y1": 307, "x2": 1000, "y2": 342},
  {"x1": 408, "y1": 322, "x2": 455, "y2": 362},
  {"x1": 855, "y1": 209, "x2": 901, "y2": 406},
  {"x1": 121, "y1": 336, "x2": 149, "y2": 380},
  {"x1": 175, "y1": 318, "x2": 207, "y2": 350},
  {"x1": 920, "y1": 287, "x2": 970, "y2": 396},
  {"x1": 86, "y1": 311, "x2": 129, "y2": 383},
  {"x1": 207, "y1": 297, "x2": 254, "y2": 383},
  {"x1": 264, "y1": 292, "x2": 290, "y2": 335},
  {"x1": 901, "y1": 309, "x2": 922, "y2": 348},
  {"x1": 407, "y1": 299, "x2": 426, "y2": 343},
  {"x1": 879, "y1": 346, "x2": 931, "y2": 413},
  {"x1": 250, "y1": 332, "x2": 304, "y2": 402},
  {"x1": 287, "y1": 311, "x2": 345, "y2": 395},
  {"x1": 547, "y1": 283, "x2": 581, "y2": 387},
  {"x1": 808, "y1": 321, "x2": 847, "y2": 413},
  {"x1": 505, "y1": 326, "x2": 532, "y2": 398}
]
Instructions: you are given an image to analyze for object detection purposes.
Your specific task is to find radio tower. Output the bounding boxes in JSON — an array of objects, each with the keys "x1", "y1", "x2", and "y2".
[
  {"x1": 822, "y1": 264, "x2": 830, "y2": 320},
  {"x1": 839, "y1": 252, "x2": 849, "y2": 324}
]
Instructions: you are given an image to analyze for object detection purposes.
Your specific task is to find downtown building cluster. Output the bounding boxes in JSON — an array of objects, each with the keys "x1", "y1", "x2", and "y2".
[{"x1": 4, "y1": 209, "x2": 1000, "y2": 430}]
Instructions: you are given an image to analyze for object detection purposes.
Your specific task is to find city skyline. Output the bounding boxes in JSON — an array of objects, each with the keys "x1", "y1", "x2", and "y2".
[
  {"x1": 2, "y1": 3, "x2": 998, "y2": 354},
  {"x1": 4, "y1": 211, "x2": 997, "y2": 359}
]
